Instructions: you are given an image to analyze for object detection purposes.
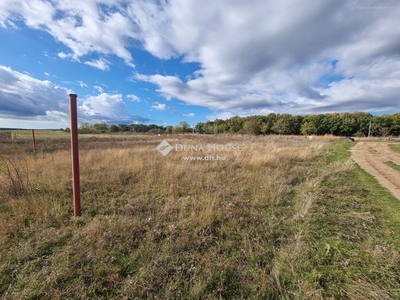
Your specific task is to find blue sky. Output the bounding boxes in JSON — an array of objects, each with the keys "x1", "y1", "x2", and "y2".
[{"x1": 0, "y1": 0, "x2": 399, "y2": 129}]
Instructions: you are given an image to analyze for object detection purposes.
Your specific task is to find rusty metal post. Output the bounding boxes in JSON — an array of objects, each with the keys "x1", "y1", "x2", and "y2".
[
  {"x1": 31, "y1": 129, "x2": 37, "y2": 151},
  {"x1": 69, "y1": 94, "x2": 81, "y2": 217}
]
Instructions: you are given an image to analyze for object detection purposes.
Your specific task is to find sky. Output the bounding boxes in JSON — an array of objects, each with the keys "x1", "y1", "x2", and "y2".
[{"x1": 0, "y1": 0, "x2": 399, "y2": 129}]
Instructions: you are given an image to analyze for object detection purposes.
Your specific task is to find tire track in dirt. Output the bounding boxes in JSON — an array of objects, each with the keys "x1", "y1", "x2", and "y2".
[{"x1": 350, "y1": 142, "x2": 400, "y2": 200}]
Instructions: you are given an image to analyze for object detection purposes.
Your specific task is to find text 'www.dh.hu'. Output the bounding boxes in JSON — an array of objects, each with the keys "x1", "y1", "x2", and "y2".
[{"x1": 182, "y1": 155, "x2": 227, "y2": 161}]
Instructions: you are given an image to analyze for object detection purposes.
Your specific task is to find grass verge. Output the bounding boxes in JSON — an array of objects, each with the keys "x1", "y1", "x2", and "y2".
[{"x1": 307, "y1": 141, "x2": 400, "y2": 299}]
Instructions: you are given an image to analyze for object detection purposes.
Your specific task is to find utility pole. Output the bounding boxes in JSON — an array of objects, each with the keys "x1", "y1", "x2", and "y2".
[{"x1": 368, "y1": 119, "x2": 372, "y2": 138}]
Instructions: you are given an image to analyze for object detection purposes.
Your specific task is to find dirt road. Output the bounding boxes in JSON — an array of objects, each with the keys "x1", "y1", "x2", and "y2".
[{"x1": 350, "y1": 142, "x2": 400, "y2": 200}]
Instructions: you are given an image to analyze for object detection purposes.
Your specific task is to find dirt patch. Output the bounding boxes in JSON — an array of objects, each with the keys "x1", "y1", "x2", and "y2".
[{"x1": 351, "y1": 142, "x2": 400, "y2": 200}]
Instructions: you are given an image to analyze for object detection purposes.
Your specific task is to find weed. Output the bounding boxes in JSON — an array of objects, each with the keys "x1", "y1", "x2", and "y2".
[{"x1": 0, "y1": 157, "x2": 30, "y2": 196}]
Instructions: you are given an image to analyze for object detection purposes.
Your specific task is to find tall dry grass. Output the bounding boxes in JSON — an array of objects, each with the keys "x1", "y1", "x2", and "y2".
[{"x1": 1, "y1": 135, "x2": 400, "y2": 299}]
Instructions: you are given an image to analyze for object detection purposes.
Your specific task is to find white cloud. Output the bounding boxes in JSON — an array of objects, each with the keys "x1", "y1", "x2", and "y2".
[
  {"x1": 79, "y1": 92, "x2": 151, "y2": 123},
  {"x1": 131, "y1": 0, "x2": 400, "y2": 115},
  {"x1": 80, "y1": 93, "x2": 129, "y2": 122},
  {"x1": 127, "y1": 94, "x2": 141, "y2": 102},
  {"x1": 0, "y1": 0, "x2": 54, "y2": 29},
  {"x1": 0, "y1": 65, "x2": 150, "y2": 126},
  {"x1": 151, "y1": 103, "x2": 167, "y2": 111},
  {"x1": 79, "y1": 92, "x2": 150, "y2": 123},
  {"x1": 1, "y1": 0, "x2": 400, "y2": 116},
  {"x1": 0, "y1": 65, "x2": 69, "y2": 122},
  {"x1": 182, "y1": 112, "x2": 194, "y2": 117},
  {"x1": 94, "y1": 85, "x2": 104, "y2": 93},
  {"x1": 57, "y1": 52, "x2": 70, "y2": 59},
  {"x1": 0, "y1": 0, "x2": 137, "y2": 67},
  {"x1": 84, "y1": 58, "x2": 111, "y2": 71}
]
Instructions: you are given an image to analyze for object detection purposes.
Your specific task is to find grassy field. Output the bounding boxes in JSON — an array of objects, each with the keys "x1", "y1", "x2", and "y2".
[
  {"x1": 1, "y1": 133, "x2": 400, "y2": 299},
  {"x1": 0, "y1": 129, "x2": 70, "y2": 140},
  {"x1": 0, "y1": 129, "x2": 155, "y2": 141}
]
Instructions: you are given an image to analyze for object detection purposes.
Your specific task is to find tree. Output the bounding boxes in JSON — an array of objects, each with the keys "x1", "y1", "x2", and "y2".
[
  {"x1": 352, "y1": 112, "x2": 372, "y2": 136},
  {"x1": 118, "y1": 124, "x2": 130, "y2": 132},
  {"x1": 92, "y1": 123, "x2": 108, "y2": 133},
  {"x1": 303, "y1": 114, "x2": 325, "y2": 135},
  {"x1": 324, "y1": 113, "x2": 342, "y2": 135},
  {"x1": 194, "y1": 122, "x2": 205, "y2": 134},
  {"x1": 272, "y1": 114, "x2": 294, "y2": 135},
  {"x1": 243, "y1": 117, "x2": 261, "y2": 135},
  {"x1": 339, "y1": 113, "x2": 357, "y2": 136},
  {"x1": 392, "y1": 113, "x2": 400, "y2": 136},
  {"x1": 148, "y1": 124, "x2": 159, "y2": 131},
  {"x1": 260, "y1": 113, "x2": 276, "y2": 134},
  {"x1": 301, "y1": 121, "x2": 318, "y2": 135},
  {"x1": 226, "y1": 116, "x2": 243, "y2": 133},
  {"x1": 292, "y1": 115, "x2": 303, "y2": 135},
  {"x1": 203, "y1": 121, "x2": 214, "y2": 134},
  {"x1": 179, "y1": 121, "x2": 190, "y2": 134},
  {"x1": 78, "y1": 122, "x2": 91, "y2": 134},
  {"x1": 109, "y1": 124, "x2": 119, "y2": 132},
  {"x1": 375, "y1": 114, "x2": 393, "y2": 136},
  {"x1": 130, "y1": 124, "x2": 147, "y2": 133},
  {"x1": 165, "y1": 126, "x2": 173, "y2": 134},
  {"x1": 213, "y1": 119, "x2": 227, "y2": 134},
  {"x1": 173, "y1": 125, "x2": 183, "y2": 134}
]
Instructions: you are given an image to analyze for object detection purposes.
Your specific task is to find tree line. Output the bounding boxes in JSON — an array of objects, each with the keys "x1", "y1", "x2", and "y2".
[{"x1": 72, "y1": 112, "x2": 400, "y2": 137}]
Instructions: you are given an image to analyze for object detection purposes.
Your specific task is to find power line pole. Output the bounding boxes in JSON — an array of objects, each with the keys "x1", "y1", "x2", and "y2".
[{"x1": 368, "y1": 119, "x2": 372, "y2": 138}]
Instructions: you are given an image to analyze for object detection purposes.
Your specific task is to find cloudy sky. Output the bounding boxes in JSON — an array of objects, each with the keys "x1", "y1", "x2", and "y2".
[{"x1": 0, "y1": 0, "x2": 399, "y2": 129}]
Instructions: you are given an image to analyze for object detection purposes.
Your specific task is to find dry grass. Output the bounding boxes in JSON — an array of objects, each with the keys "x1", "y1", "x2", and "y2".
[{"x1": 1, "y1": 135, "x2": 400, "y2": 299}]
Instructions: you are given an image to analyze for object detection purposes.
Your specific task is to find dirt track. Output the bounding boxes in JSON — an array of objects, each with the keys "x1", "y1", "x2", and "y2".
[{"x1": 350, "y1": 142, "x2": 400, "y2": 200}]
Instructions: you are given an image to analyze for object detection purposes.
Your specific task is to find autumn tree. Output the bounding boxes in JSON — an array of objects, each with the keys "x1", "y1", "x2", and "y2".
[
  {"x1": 226, "y1": 116, "x2": 244, "y2": 133},
  {"x1": 243, "y1": 116, "x2": 262, "y2": 135}
]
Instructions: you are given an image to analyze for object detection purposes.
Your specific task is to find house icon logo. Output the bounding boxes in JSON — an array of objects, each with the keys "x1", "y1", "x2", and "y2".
[{"x1": 156, "y1": 140, "x2": 173, "y2": 156}]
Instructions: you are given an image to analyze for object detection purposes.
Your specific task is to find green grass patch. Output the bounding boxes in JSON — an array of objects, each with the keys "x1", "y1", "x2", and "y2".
[
  {"x1": 5, "y1": 129, "x2": 70, "y2": 140},
  {"x1": 385, "y1": 161, "x2": 400, "y2": 172},
  {"x1": 389, "y1": 143, "x2": 400, "y2": 153},
  {"x1": 306, "y1": 141, "x2": 400, "y2": 298}
]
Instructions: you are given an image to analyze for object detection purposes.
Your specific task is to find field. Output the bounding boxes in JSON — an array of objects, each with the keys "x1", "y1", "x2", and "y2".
[{"x1": 1, "y1": 132, "x2": 400, "y2": 299}]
